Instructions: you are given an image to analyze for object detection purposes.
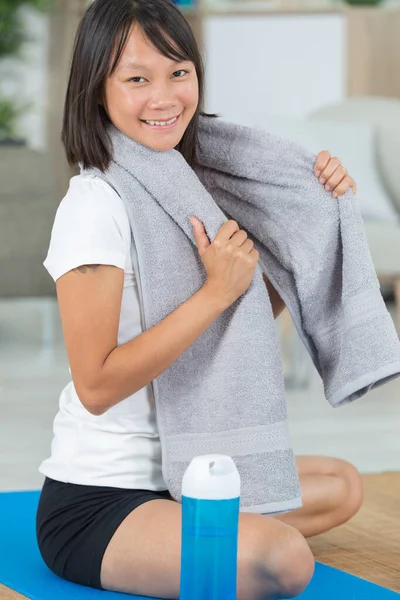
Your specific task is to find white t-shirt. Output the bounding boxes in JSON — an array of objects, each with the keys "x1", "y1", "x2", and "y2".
[{"x1": 39, "y1": 172, "x2": 167, "y2": 490}]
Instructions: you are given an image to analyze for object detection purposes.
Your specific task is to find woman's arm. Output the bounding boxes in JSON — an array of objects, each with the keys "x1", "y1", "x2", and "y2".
[
  {"x1": 57, "y1": 264, "x2": 227, "y2": 416},
  {"x1": 263, "y1": 273, "x2": 286, "y2": 319}
]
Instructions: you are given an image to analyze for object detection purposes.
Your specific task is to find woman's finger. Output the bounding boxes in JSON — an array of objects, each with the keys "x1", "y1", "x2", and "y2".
[
  {"x1": 332, "y1": 176, "x2": 355, "y2": 198},
  {"x1": 241, "y1": 238, "x2": 255, "y2": 254},
  {"x1": 319, "y1": 156, "x2": 342, "y2": 184},
  {"x1": 324, "y1": 165, "x2": 348, "y2": 192},
  {"x1": 314, "y1": 150, "x2": 331, "y2": 177},
  {"x1": 190, "y1": 216, "x2": 210, "y2": 253}
]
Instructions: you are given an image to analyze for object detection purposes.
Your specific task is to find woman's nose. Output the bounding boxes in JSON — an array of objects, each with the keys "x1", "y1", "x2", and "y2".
[{"x1": 147, "y1": 82, "x2": 176, "y2": 109}]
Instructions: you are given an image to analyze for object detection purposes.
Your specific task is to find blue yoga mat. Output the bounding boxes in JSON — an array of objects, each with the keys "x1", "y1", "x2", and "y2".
[{"x1": 0, "y1": 491, "x2": 398, "y2": 600}]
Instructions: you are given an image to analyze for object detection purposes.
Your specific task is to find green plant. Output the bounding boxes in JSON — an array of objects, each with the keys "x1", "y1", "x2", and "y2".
[
  {"x1": 0, "y1": 0, "x2": 54, "y2": 140},
  {"x1": 0, "y1": 99, "x2": 19, "y2": 138},
  {"x1": 0, "y1": 0, "x2": 54, "y2": 58},
  {"x1": 344, "y1": 0, "x2": 381, "y2": 4}
]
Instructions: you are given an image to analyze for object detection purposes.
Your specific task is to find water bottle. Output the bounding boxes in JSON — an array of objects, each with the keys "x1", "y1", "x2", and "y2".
[{"x1": 180, "y1": 454, "x2": 241, "y2": 600}]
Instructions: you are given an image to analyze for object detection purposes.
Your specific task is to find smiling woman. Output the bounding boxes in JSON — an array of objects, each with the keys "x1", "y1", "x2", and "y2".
[
  {"x1": 35, "y1": 1, "x2": 363, "y2": 599},
  {"x1": 62, "y1": 0, "x2": 218, "y2": 169},
  {"x1": 104, "y1": 26, "x2": 199, "y2": 149}
]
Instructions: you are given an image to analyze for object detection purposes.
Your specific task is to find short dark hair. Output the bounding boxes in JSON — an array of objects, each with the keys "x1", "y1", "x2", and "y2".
[{"x1": 62, "y1": 0, "x2": 218, "y2": 172}]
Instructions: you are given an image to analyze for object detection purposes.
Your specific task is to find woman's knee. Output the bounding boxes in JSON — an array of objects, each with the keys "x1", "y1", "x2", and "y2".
[
  {"x1": 266, "y1": 528, "x2": 314, "y2": 599},
  {"x1": 238, "y1": 517, "x2": 314, "y2": 600},
  {"x1": 334, "y1": 460, "x2": 364, "y2": 523},
  {"x1": 345, "y1": 461, "x2": 364, "y2": 513}
]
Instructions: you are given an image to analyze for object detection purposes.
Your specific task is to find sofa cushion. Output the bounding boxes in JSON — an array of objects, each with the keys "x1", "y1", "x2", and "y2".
[
  {"x1": 364, "y1": 220, "x2": 400, "y2": 277},
  {"x1": 310, "y1": 97, "x2": 400, "y2": 214},
  {"x1": 376, "y1": 124, "x2": 400, "y2": 214}
]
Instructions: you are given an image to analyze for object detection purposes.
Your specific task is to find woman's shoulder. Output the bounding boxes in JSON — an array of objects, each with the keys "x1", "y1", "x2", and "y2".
[
  {"x1": 66, "y1": 172, "x2": 124, "y2": 211},
  {"x1": 43, "y1": 172, "x2": 132, "y2": 282},
  {"x1": 59, "y1": 172, "x2": 131, "y2": 237}
]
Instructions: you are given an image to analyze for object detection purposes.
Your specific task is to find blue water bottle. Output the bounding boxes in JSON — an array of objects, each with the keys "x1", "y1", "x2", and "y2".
[{"x1": 180, "y1": 454, "x2": 241, "y2": 600}]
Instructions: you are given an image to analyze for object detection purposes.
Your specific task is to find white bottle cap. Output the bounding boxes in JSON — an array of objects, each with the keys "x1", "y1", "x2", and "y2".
[{"x1": 182, "y1": 455, "x2": 241, "y2": 500}]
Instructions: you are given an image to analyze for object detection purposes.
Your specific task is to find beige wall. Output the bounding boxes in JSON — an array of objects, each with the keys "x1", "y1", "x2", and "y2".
[
  {"x1": 47, "y1": 0, "x2": 86, "y2": 198},
  {"x1": 347, "y1": 8, "x2": 400, "y2": 99}
]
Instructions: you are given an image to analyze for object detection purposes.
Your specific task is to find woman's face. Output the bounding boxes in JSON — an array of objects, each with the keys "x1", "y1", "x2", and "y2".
[{"x1": 104, "y1": 25, "x2": 199, "y2": 152}]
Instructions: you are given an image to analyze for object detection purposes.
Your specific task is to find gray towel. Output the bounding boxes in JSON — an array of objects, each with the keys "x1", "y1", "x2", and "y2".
[
  {"x1": 195, "y1": 117, "x2": 400, "y2": 406},
  {"x1": 87, "y1": 116, "x2": 400, "y2": 514}
]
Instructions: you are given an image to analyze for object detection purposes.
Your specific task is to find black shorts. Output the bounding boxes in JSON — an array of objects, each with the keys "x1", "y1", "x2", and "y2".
[{"x1": 36, "y1": 477, "x2": 173, "y2": 589}]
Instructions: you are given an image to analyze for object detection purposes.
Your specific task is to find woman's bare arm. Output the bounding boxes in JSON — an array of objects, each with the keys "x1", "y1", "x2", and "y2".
[
  {"x1": 263, "y1": 274, "x2": 286, "y2": 319},
  {"x1": 56, "y1": 264, "x2": 226, "y2": 416}
]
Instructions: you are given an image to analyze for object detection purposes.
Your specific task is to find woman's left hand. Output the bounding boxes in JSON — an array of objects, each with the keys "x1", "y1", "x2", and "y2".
[{"x1": 314, "y1": 151, "x2": 357, "y2": 199}]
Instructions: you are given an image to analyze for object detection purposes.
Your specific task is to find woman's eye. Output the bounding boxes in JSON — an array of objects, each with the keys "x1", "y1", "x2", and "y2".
[
  {"x1": 172, "y1": 69, "x2": 188, "y2": 78},
  {"x1": 129, "y1": 77, "x2": 146, "y2": 83}
]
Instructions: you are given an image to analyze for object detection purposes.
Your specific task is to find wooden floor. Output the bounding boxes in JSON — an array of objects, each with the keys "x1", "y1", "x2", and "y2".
[
  {"x1": 1, "y1": 473, "x2": 399, "y2": 599},
  {"x1": 309, "y1": 472, "x2": 400, "y2": 594}
]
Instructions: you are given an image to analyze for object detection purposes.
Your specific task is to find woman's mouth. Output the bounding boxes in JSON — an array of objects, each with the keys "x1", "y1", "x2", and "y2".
[{"x1": 140, "y1": 114, "x2": 181, "y2": 130}]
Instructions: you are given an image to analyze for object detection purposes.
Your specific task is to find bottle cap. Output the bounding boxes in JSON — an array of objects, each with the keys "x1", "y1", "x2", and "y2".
[{"x1": 182, "y1": 454, "x2": 241, "y2": 500}]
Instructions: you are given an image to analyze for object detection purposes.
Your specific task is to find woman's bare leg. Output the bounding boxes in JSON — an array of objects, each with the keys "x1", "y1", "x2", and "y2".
[
  {"x1": 101, "y1": 498, "x2": 314, "y2": 600},
  {"x1": 274, "y1": 456, "x2": 364, "y2": 538}
]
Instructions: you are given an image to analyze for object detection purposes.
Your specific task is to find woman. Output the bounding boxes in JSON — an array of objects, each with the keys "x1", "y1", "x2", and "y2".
[{"x1": 37, "y1": 0, "x2": 362, "y2": 598}]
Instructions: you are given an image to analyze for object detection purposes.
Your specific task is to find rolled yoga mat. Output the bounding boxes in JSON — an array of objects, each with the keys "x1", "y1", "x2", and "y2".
[{"x1": 0, "y1": 491, "x2": 399, "y2": 600}]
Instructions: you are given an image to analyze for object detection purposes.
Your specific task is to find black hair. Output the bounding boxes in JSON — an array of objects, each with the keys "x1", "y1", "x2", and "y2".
[{"x1": 62, "y1": 0, "x2": 218, "y2": 171}]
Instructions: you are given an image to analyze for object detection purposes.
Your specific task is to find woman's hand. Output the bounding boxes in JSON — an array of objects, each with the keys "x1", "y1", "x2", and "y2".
[
  {"x1": 191, "y1": 217, "x2": 260, "y2": 311},
  {"x1": 314, "y1": 151, "x2": 357, "y2": 199}
]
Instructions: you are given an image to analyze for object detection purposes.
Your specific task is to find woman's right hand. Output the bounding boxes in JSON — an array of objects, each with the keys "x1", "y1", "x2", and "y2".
[{"x1": 190, "y1": 217, "x2": 260, "y2": 309}]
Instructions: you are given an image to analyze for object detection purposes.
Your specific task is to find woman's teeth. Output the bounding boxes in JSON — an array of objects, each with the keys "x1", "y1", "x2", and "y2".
[{"x1": 144, "y1": 116, "x2": 178, "y2": 127}]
